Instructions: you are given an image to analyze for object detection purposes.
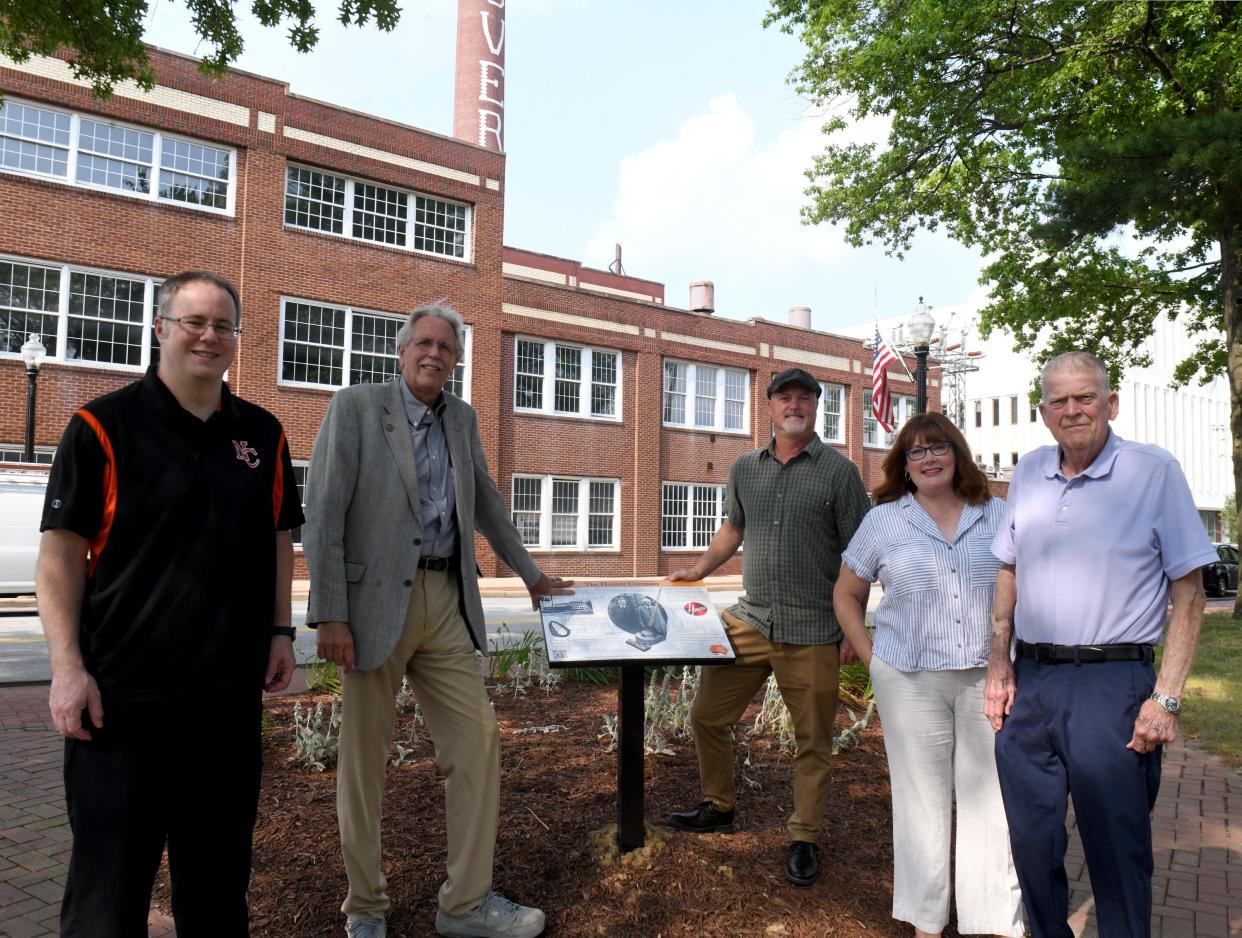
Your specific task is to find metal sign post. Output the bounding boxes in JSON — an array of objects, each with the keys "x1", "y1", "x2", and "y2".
[{"x1": 538, "y1": 585, "x2": 734, "y2": 854}]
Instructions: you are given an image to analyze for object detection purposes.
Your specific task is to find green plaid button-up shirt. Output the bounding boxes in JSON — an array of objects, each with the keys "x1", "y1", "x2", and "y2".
[{"x1": 725, "y1": 434, "x2": 870, "y2": 645}]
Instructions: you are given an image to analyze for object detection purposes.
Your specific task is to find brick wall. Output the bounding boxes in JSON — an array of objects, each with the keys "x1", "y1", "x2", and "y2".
[{"x1": 1, "y1": 48, "x2": 940, "y2": 583}]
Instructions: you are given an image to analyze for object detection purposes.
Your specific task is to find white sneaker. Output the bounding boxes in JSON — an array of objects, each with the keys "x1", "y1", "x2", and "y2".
[
  {"x1": 435, "y1": 891, "x2": 546, "y2": 938},
  {"x1": 345, "y1": 914, "x2": 387, "y2": 938}
]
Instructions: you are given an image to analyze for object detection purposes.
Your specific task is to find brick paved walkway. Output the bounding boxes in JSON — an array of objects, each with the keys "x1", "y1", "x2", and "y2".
[{"x1": 2, "y1": 680, "x2": 1239, "y2": 937}]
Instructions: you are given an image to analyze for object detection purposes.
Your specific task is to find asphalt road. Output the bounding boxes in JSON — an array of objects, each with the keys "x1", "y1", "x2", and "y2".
[
  {"x1": 0, "y1": 591, "x2": 745, "y2": 685},
  {"x1": 4, "y1": 587, "x2": 1223, "y2": 686}
]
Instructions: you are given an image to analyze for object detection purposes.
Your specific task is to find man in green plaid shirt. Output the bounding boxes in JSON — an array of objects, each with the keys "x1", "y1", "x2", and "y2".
[{"x1": 665, "y1": 367, "x2": 871, "y2": 887}]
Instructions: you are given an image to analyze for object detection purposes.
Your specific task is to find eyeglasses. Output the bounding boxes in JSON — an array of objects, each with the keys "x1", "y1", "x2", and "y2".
[
  {"x1": 159, "y1": 315, "x2": 240, "y2": 339},
  {"x1": 904, "y1": 440, "x2": 952, "y2": 461}
]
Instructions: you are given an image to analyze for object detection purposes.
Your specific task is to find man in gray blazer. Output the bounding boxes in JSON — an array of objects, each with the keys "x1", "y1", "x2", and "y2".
[{"x1": 304, "y1": 303, "x2": 571, "y2": 938}]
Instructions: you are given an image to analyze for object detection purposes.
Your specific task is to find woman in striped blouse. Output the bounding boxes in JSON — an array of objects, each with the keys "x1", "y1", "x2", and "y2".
[{"x1": 834, "y1": 412, "x2": 1024, "y2": 938}]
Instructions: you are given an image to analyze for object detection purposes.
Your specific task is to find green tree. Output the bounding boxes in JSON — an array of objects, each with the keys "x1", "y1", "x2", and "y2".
[
  {"x1": 1224, "y1": 494, "x2": 1237, "y2": 543},
  {"x1": 767, "y1": 0, "x2": 1242, "y2": 614},
  {"x1": 0, "y1": 0, "x2": 401, "y2": 98}
]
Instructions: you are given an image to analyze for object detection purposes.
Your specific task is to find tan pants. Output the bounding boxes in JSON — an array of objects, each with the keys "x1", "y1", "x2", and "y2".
[
  {"x1": 337, "y1": 568, "x2": 499, "y2": 919},
  {"x1": 691, "y1": 610, "x2": 840, "y2": 842}
]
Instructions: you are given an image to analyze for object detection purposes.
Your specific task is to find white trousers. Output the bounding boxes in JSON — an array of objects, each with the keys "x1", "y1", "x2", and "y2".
[{"x1": 870, "y1": 656, "x2": 1025, "y2": 937}]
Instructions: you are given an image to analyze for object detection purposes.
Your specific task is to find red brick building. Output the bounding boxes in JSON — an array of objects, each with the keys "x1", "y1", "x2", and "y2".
[{"x1": 0, "y1": 49, "x2": 933, "y2": 578}]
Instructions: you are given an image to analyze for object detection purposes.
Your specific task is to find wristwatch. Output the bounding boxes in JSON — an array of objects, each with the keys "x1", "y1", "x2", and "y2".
[
  {"x1": 1149, "y1": 691, "x2": 1181, "y2": 714},
  {"x1": 272, "y1": 626, "x2": 296, "y2": 640}
]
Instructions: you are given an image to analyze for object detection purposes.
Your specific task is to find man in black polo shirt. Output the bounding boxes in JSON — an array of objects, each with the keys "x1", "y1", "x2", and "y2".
[{"x1": 37, "y1": 270, "x2": 303, "y2": 938}]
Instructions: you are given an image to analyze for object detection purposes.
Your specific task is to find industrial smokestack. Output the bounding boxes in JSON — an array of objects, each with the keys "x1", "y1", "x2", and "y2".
[
  {"x1": 789, "y1": 307, "x2": 811, "y2": 329},
  {"x1": 689, "y1": 281, "x2": 715, "y2": 314},
  {"x1": 453, "y1": 0, "x2": 505, "y2": 151}
]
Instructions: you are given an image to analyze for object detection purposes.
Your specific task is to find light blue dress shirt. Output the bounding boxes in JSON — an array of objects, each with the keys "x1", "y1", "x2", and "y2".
[
  {"x1": 843, "y1": 493, "x2": 1006, "y2": 671},
  {"x1": 992, "y1": 431, "x2": 1217, "y2": 646}
]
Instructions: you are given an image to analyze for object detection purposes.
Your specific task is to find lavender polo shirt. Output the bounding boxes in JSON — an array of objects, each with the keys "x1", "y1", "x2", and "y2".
[{"x1": 992, "y1": 431, "x2": 1217, "y2": 646}]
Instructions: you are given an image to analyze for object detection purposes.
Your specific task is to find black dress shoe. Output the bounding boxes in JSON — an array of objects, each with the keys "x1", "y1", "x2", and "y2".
[
  {"x1": 664, "y1": 800, "x2": 735, "y2": 833},
  {"x1": 785, "y1": 841, "x2": 819, "y2": 885}
]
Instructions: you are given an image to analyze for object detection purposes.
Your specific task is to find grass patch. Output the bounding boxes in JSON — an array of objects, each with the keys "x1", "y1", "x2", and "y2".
[{"x1": 1160, "y1": 612, "x2": 1242, "y2": 771}]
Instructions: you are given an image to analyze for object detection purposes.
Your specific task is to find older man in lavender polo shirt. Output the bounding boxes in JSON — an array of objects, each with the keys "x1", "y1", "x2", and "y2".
[{"x1": 983, "y1": 351, "x2": 1216, "y2": 938}]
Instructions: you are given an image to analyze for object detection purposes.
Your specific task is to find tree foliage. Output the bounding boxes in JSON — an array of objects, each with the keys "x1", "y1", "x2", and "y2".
[
  {"x1": 766, "y1": 0, "x2": 1241, "y2": 387},
  {"x1": 0, "y1": 0, "x2": 402, "y2": 98}
]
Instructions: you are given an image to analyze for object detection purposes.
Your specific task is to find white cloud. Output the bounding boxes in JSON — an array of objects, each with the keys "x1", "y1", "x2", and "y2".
[{"x1": 583, "y1": 94, "x2": 889, "y2": 315}]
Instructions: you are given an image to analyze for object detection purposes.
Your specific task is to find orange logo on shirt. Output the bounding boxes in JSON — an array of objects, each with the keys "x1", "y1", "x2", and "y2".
[{"x1": 232, "y1": 440, "x2": 261, "y2": 468}]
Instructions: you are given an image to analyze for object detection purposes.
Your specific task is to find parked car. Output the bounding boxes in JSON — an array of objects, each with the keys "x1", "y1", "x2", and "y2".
[
  {"x1": 0, "y1": 467, "x2": 47, "y2": 596},
  {"x1": 1204, "y1": 542, "x2": 1238, "y2": 598}
]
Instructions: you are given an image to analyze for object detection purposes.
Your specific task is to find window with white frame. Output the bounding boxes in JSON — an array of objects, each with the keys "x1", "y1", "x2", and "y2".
[
  {"x1": 284, "y1": 164, "x2": 469, "y2": 260},
  {"x1": 818, "y1": 382, "x2": 845, "y2": 443},
  {"x1": 279, "y1": 297, "x2": 471, "y2": 397},
  {"x1": 663, "y1": 359, "x2": 748, "y2": 432},
  {"x1": 0, "y1": 444, "x2": 54, "y2": 465},
  {"x1": 863, "y1": 391, "x2": 916, "y2": 447},
  {"x1": 661, "y1": 483, "x2": 727, "y2": 550},
  {"x1": 0, "y1": 255, "x2": 162, "y2": 369},
  {"x1": 290, "y1": 461, "x2": 309, "y2": 546},
  {"x1": 0, "y1": 98, "x2": 233, "y2": 212},
  {"x1": 512, "y1": 337, "x2": 620, "y2": 420},
  {"x1": 510, "y1": 475, "x2": 619, "y2": 550}
]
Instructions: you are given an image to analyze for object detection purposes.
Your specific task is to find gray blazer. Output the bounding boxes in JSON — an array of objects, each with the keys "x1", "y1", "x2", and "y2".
[{"x1": 303, "y1": 380, "x2": 542, "y2": 670}]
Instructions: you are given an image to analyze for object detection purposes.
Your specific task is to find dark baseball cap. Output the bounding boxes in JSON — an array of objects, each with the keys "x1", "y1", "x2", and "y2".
[{"x1": 766, "y1": 367, "x2": 822, "y2": 398}]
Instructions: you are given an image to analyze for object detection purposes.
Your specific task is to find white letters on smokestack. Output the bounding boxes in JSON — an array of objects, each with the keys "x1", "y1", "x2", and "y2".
[{"x1": 454, "y1": 0, "x2": 506, "y2": 151}]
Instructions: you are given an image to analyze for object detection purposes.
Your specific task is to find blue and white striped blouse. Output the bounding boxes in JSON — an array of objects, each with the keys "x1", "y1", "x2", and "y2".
[{"x1": 842, "y1": 493, "x2": 1006, "y2": 672}]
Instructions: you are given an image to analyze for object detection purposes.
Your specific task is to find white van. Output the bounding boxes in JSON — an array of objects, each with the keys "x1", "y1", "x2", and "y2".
[{"x1": 0, "y1": 465, "x2": 48, "y2": 596}]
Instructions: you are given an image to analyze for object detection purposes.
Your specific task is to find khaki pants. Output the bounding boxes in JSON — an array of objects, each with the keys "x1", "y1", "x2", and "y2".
[
  {"x1": 691, "y1": 610, "x2": 840, "y2": 842},
  {"x1": 337, "y1": 568, "x2": 499, "y2": 919}
]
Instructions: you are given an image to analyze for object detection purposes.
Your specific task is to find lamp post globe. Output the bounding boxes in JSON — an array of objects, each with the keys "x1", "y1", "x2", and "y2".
[
  {"x1": 907, "y1": 298, "x2": 935, "y2": 414},
  {"x1": 20, "y1": 333, "x2": 46, "y2": 464}
]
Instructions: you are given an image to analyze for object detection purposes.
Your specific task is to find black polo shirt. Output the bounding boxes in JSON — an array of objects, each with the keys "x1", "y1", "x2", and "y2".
[{"x1": 41, "y1": 368, "x2": 304, "y2": 704}]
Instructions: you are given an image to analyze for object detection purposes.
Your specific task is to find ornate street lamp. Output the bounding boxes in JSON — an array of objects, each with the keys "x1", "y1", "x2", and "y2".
[
  {"x1": 20, "y1": 333, "x2": 46, "y2": 463},
  {"x1": 907, "y1": 297, "x2": 935, "y2": 414}
]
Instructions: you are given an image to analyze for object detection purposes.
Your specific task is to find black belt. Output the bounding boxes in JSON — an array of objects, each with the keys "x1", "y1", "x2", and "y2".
[
  {"x1": 417, "y1": 556, "x2": 452, "y2": 572},
  {"x1": 1016, "y1": 640, "x2": 1154, "y2": 664}
]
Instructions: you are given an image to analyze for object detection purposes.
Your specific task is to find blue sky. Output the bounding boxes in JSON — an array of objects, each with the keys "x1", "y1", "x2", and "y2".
[{"x1": 141, "y1": 0, "x2": 986, "y2": 333}]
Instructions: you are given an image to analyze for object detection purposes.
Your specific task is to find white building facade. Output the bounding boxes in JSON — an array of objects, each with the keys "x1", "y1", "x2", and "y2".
[{"x1": 963, "y1": 314, "x2": 1231, "y2": 538}]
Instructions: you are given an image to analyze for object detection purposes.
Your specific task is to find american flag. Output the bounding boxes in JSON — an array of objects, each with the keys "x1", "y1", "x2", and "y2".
[{"x1": 872, "y1": 327, "x2": 898, "y2": 432}]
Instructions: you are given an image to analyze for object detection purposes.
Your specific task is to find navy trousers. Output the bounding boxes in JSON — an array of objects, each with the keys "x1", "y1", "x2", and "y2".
[
  {"x1": 995, "y1": 657, "x2": 1161, "y2": 938},
  {"x1": 60, "y1": 699, "x2": 262, "y2": 938}
]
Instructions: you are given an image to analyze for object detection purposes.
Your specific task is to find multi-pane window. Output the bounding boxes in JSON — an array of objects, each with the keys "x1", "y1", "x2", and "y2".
[
  {"x1": 512, "y1": 337, "x2": 621, "y2": 420},
  {"x1": 413, "y1": 195, "x2": 468, "y2": 256},
  {"x1": 510, "y1": 475, "x2": 619, "y2": 549},
  {"x1": 0, "y1": 445, "x2": 55, "y2": 465},
  {"x1": 290, "y1": 462, "x2": 309, "y2": 546},
  {"x1": 76, "y1": 119, "x2": 153, "y2": 193},
  {"x1": 819, "y1": 383, "x2": 845, "y2": 443},
  {"x1": 863, "y1": 391, "x2": 916, "y2": 447},
  {"x1": 284, "y1": 164, "x2": 470, "y2": 260},
  {"x1": 159, "y1": 138, "x2": 231, "y2": 208},
  {"x1": 663, "y1": 360, "x2": 748, "y2": 432},
  {"x1": 285, "y1": 167, "x2": 345, "y2": 232},
  {"x1": 353, "y1": 182, "x2": 406, "y2": 244},
  {"x1": 0, "y1": 101, "x2": 70, "y2": 177},
  {"x1": 661, "y1": 483, "x2": 727, "y2": 550},
  {"x1": 279, "y1": 298, "x2": 472, "y2": 398},
  {"x1": 512, "y1": 477, "x2": 543, "y2": 546},
  {"x1": 0, "y1": 98, "x2": 234, "y2": 213},
  {"x1": 67, "y1": 271, "x2": 146, "y2": 366},
  {"x1": 1, "y1": 255, "x2": 160, "y2": 369},
  {"x1": 663, "y1": 361, "x2": 687, "y2": 423}
]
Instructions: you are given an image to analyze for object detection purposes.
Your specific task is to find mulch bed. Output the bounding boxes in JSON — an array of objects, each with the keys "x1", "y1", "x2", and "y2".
[{"x1": 166, "y1": 679, "x2": 970, "y2": 937}]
